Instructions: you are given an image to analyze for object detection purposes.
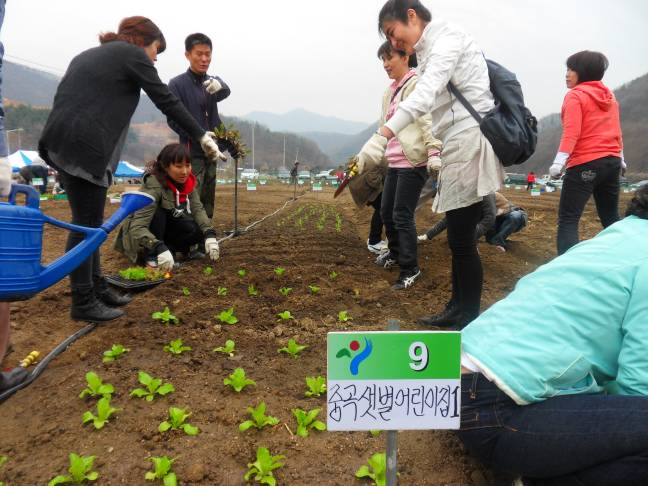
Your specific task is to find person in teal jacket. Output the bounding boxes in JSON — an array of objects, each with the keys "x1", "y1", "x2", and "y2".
[{"x1": 456, "y1": 186, "x2": 648, "y2": 485}]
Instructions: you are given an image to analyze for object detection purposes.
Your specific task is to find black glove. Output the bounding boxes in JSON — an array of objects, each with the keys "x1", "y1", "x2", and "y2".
[{"x1": 218, "y1": 139, "x2": 241, "y2": 159}]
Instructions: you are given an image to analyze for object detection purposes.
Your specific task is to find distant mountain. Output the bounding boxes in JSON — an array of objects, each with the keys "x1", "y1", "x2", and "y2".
[
  {"x1": 3, "y1": 60, "x2": 165, "y2": 124},
  {"x1": 244, "y1": 108, "x2": 370, "y2": 135},
  {"x1": 519, "y1": 73, "x2": 648, "y2": 176}
]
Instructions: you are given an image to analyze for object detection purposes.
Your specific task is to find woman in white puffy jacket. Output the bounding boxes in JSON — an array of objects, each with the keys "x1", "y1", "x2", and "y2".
[{"x1": 356, "y1": 0, "x2": 504, "y2": 328}]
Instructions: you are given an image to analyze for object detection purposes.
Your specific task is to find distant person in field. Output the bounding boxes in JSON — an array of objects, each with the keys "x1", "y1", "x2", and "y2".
[
  {"x1": 168, "y1": 33, "x2": 237, "y2": 221},
  {"x1": 38, "y1": 16, "x2": 226, "y2": 323},
  {"x1": 526, "y1": 171, "x2": 535, "y2": 191},
  {"x1": 485, "y1": 192, "x2": 528, "y2": 252},
  {"x1": 457, "y1": 186, "x2": 648, "y2": 485},
  {"x1": 357, "y1": 0, "x2": 503, "y2": 325},
  {"x1": 18, "y1": 164, "x2": 49, "y2": 194},
  {"x1": 366, "y1": 40, "x2": 442, "y2": 290},
  {"x1": 115, "y1": 143, "x2": 220, "y2": 270},
  {"x1": 549, "y1": 50, "x2": 624, "y2": 255}
]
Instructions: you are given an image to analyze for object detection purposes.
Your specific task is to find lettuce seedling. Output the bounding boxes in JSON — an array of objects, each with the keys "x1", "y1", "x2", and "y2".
[
  {"x1": 278, "y1": 339, "x2": 307, "y2": 359},
  {"x1": 248, "y1": 284, "x2": 259, "y2": 296},
  {"x1": 216, "y1": 307, "x2": 239, "y2": 325},
  {"x1": 244, "y1": 447, "x2": 284, "y2": 486},
  {"x1": 145, "y1": 456, "x2": 177, "y2": 486},
  {"x1": 217, "y1": 286, "x2": 228, "y2": 296},
  {"x1": 273, "y1": 267, "x2": 285, "y2": 277},
  {"x1": 130, "y1": 371, "x2": 175, "y2": 402},
  {"x1": 278, "y1": 287, "x2": 292, "y2": 297},
  {"x1": 82, "y1": 396, "x2": 120, "y2": 430},
  {"x1": 355, "y1": 453, "x2": 387, "y2": 486},
  {"x1": 48, "y1": 453, "x2": 99, "y2": 486},
  {"x1": 329, "y1": 271, "x2": 339, "y2": 280},
  {"x1": 213, "y1": 339, "x2": 236, "y2": 357},
  {"x1": 305, "y1": 376, "x2": 327, "y2": 398},
  {"x1": 203, "y1": 266, "x2": 213, "y2": 276},
  {"x1": 159, "y1": 407, "x2": 199, "y2": 436},
  {"x1": 163, "y1": 339, "x2": 191, "y2": 355},
  {"x1": 308, "y1": 284, "x2": 320, "y2": 295},
  {"x1": 237, "y1": 269, "x2": 247, "y2": 277},
  {"x1": 224, "y1": 368, "x2": 256, "y2": 392},
  {"x1": 152, "y1": 307, "x2": 179, "y2": 325},
  {"x1": 276, "y1": 310, "x2": 294, "y2": 321},
  {"x1": 292, "y1": 407, "x2": 326, "y2": 437},
  {"x1": 239, "y1": 402, "x2": 279, "y2": 432},
  {"x1": 338, "y1": 310, "x2": 352, "y2": 322},
  {"x1": 102, "y1": 344, "x2": 129, "y2": 363},
  {"x1": 181, "y1": 287, "x2": 190, "y2": 296},
  {"x1": 370, "y1": 430, "x2": 382, "y2": 437},
  {"x1": 79, "y1": 372, "x2": 114, "y2": 399}
]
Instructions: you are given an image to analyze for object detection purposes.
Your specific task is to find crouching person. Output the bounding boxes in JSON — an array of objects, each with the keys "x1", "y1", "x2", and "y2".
[
  {"x1": 115, "y1": 143, "x2": 220, "y2": 271},
  {"x1": 486, "y1": 192, "x2": 528, "y2": 252}
]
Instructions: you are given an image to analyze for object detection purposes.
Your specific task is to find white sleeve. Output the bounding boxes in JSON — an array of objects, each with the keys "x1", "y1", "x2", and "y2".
[
  {"x1": 551, "y1": 152, "x2": 569, "y2": 167},
  {"x1": 385, "y1": 28, "x2": 464, "y2": 135}
]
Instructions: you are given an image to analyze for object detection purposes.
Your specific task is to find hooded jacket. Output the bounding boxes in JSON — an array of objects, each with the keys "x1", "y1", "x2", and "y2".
[
  {"x1": 114, "y1": 172, "x2": 213, "y2": 262},
  {"x1": 558, "y1": 81, "x2": 623, "y2": 168}
]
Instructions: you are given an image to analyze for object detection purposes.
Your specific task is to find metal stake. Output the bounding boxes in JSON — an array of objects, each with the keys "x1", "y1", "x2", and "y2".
[
  {"x1": 386, "y1": 319, "x2": 400, "y2": 486},
  {"x1": 231, "y1": 157, "x2": 240, "y2": 237}
]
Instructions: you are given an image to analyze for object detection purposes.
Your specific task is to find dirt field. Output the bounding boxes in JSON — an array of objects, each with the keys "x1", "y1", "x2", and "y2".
[{"x1": 0, "y1": 183, "x2": 631, "y2": 485}]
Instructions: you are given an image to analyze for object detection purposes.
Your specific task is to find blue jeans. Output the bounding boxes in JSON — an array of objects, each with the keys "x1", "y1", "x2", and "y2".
[
  {"x1": 456, "y1": 373, "x2": 648, "y2": 485},
  {"x1": 0, "y1": 0, "x2": 7, "y2": 157},
  {"x1": 487, "y1": 210, "x2": 527, "y2": 247}
]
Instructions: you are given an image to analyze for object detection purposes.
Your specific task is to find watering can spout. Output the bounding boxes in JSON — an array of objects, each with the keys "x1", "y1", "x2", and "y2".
[{"x1": 0, "y1": 185, "x2": 154, "y2": 301}]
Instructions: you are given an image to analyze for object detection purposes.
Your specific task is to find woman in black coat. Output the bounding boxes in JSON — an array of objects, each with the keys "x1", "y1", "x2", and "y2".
[{"x1": 39, "y1": 16, "x2": 226, "y2": 322}]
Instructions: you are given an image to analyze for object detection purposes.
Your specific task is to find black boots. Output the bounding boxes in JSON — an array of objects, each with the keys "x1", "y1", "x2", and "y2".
[
  {"x1": 418, "y1": 302, "x2": 475, "y2": 329},
  {"x1": 94, "y1": 277, "x2": 132, "y2": 307},
  {"x1": 71, "y1": 288, "x2": 124, "y2": 323},
  {"x1": 0, "y1": 367, "x2": 29, "y2": 391}
]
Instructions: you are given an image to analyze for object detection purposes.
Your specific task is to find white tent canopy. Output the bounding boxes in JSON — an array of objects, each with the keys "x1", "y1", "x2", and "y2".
[{"x1": 8, "y1": 150, "x2": 44, "y2": 172}]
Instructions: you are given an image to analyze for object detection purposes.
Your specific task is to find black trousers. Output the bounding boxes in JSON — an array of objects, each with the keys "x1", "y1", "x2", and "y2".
[
  {"x1": 446, "y1": 201, "x2": 483, "y2": 321},
  {"x1": 381, "y1": 167, "x2": 428, "y2": 271},
  {"x1": 368, "y1": 192, "x2": 384, "y2": 245},
  {"x1": 148, "y1": 208, "x2": 204, "y2": 256},
  {"x1": 557, "y1": 156, "x2": 621, "y2": 255},
  {"x1": 59, "y1": 172, "x2": 107, "y2": 291}
]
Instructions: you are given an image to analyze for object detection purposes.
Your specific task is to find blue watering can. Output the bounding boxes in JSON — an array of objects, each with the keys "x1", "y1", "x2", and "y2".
[{"x1": 0, "y1": 184, "x2": 154, "y2": 302}]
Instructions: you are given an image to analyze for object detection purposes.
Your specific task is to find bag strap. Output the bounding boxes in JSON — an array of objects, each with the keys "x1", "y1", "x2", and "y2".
[{"x1": 447, "y1": 82, "x2": 483, "y2": 124}]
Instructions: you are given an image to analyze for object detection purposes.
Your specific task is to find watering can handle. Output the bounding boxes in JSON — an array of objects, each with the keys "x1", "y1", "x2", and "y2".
[{"x1": 9, "y1": 184, "x2": 41, "y2": 208}]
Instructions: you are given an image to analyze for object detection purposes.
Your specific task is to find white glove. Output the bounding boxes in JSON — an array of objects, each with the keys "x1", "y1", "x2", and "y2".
[
  {"x1": 417, "y1": 234, "x2": 428, "y2": 242},
  {"x1": 156, "y1": 250, "x2": 175, "y2": 273},
  {"x1": 203, "y1": 78, "x2": 223, "y2": 95},
  {"x1": 549, "y1": 152, "x2": 569, "y2": 179},
  {"x1": 427, "y1": 150, "x2": 442, "y2": 174},
  {"x1": 356, "y1": 133, "x2": 388, "y2": 174},
  {"x1": 621, "y1": 151, "x2": 627, "y2": 176},
  {"x1": 0, "y1": 157, "x2": 12, "y2": 197},
  {"x1": 205, "y1": 237, "x2": 220, "y2": 261},
  {"x1": 199, "y1": 132, "x2": 227, "y2": 162}
]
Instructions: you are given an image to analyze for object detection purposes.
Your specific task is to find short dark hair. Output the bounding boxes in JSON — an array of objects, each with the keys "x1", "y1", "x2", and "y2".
[
  {"x1": 566, "y1": 50, "x2": 609, "y2": 83},
  {"x1": 185, "y1": 33, "x2": 212, "y2": 52},
  {"x1": 378, "y1": 0, "x2": 432, "y2": 35},
  {"x1": 377, "y1": 41, "x2": 418, "y2": 68},
  {"x1": 626, "y1": 186, "x2": 648, "y2": 220}
]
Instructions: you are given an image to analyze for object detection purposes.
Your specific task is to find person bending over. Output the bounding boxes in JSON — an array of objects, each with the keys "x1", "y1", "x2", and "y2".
[
  {"x1": 115, "y1": 144, "x2": 220, "y2": 271},
  {"x1": 486, "y1": 192, "x2": 527, "y2": 252},
  {"x1": 457, "y1": 186, "x2": 648, "y2": 485}
]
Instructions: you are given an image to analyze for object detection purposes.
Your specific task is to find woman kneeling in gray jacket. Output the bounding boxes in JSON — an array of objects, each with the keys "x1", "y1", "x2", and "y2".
[{"x1": 115, "y1": 144, "x2": 219, "y2": 271}]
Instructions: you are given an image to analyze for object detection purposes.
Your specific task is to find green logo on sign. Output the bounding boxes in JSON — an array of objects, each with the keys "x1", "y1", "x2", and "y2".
[{"x1": 336, "y1": 338, "x2": 373, "y2": 376}]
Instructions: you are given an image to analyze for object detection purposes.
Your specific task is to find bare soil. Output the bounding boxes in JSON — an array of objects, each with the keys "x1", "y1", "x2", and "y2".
[{"x1": 0, "y1": 183, "x2": 629, "y2": 485}]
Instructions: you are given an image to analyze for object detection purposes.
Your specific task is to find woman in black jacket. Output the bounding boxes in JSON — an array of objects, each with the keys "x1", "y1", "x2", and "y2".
[{"x1": 39, "y1": 16, "x2": 227, "y2": 323}]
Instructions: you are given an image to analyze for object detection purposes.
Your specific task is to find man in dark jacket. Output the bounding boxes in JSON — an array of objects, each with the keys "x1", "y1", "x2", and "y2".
[{"x1": 168, "y1": 33, "x2": 233, "y2": 219}]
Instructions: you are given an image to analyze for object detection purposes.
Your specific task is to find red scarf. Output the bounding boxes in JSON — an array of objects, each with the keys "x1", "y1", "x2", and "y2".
[{"x1": 166, "y1": 172, "x2": 197, "y2": 211}]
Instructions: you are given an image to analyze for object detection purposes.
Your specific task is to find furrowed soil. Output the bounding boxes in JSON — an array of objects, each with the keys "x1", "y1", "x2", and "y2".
[{"x1": 0, "y1": 184, "x2": 631, "y2": 485}]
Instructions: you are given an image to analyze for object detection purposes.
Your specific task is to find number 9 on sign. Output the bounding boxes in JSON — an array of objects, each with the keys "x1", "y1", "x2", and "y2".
[{"x1": 409, "y1": 342, "x2": 429, "y2": 371}]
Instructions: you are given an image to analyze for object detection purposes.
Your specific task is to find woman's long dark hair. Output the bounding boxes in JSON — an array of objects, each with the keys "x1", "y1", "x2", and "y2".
[
  {"x1": 99, "y1": 16, "x2": 166, "y2": 53},
  {"x1": 146, "y1": 143, "x2": 190, "y2": 183},
  {"x1": 378, "y1": 0, "x2": 432, "y2": 35},
  {"x1": 626, "y1": 186, "x2": 648, "y2": 220}
]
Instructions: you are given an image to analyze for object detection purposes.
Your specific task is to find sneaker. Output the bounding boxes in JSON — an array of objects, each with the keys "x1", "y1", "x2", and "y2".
[
  {"x1": 392, "y1": 268, "x2": 421, "y2": 290},
  {"x1": 417, "y1": 234, "x2": 428, "y2": 242},
  {"x1": 367, "y1": 239, "x2": 388, "y2": 254},
  {"x1": 375, "y1": 251, "x2": 397, "y2": 269}
]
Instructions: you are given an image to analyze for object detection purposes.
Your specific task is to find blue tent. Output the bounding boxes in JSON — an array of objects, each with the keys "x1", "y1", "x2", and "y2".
[{"x1": 114, "y1": 161, "x2": 144, "y2": 178}]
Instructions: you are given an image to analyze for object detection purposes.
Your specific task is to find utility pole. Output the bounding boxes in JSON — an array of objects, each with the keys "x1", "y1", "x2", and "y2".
[
  {"x1": 251, "y1": 123, "x2": 255, "y2": 171},
  {"x1": 6, "y1": 128, "x2": 24, "y2": 155},
  {"x1": 283, "y1": 135, "x2": 286, "y2": 169}
]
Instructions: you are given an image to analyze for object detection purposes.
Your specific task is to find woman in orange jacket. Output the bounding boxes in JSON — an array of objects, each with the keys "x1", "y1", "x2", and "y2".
[{"x1": 549, "y1": 50, "x2": 624, "y2": 255}]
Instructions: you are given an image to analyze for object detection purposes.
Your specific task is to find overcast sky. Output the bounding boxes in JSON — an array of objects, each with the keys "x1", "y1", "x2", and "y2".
[{"x1": 3, "y1": 0, "x2": 648, "y2": 125}]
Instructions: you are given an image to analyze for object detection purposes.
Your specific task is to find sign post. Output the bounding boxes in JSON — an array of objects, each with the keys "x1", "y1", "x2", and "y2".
[{"x1": 327, "y1": 327, "x2": 461, "y2": 485}]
